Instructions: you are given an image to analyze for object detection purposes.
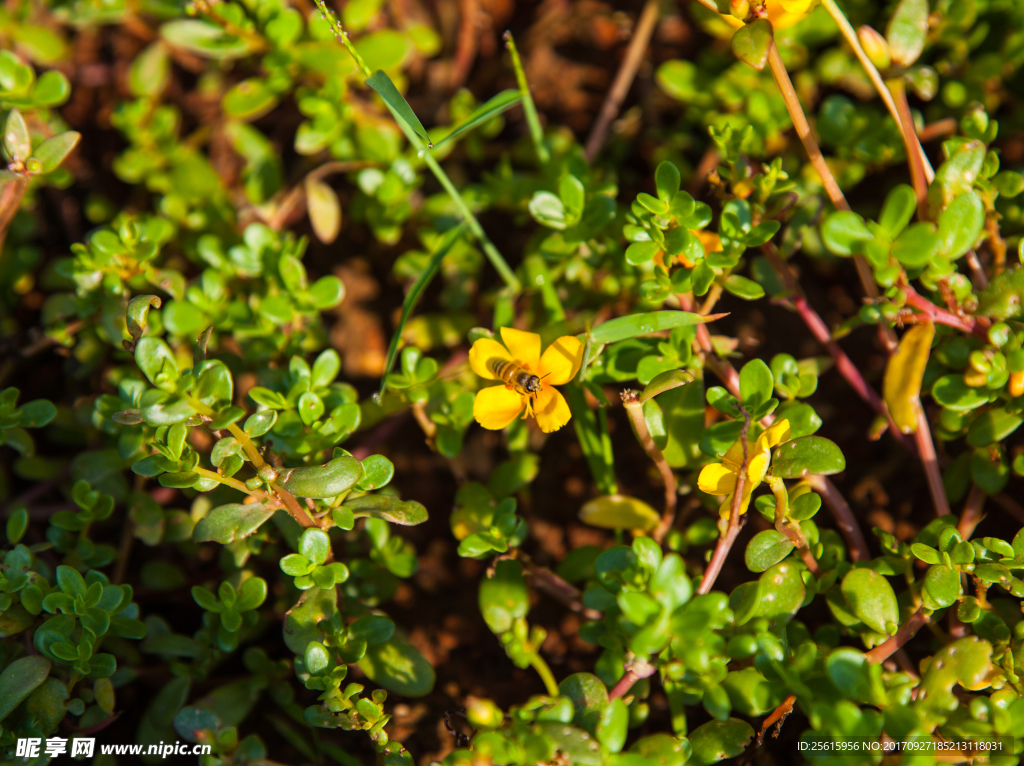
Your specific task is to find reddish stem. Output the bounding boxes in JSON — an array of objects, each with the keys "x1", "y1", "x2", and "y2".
[
  {"x1": 915, "y1": 407, "x2": 950, "y2": 517},
  {"x1": 957, "y1": 485, "x2": 987, "y2": 540},
  {"x1": 608, "y1": 659, "x2": 656, "y2": 699},
  {"x1": 806, "y1": 475, "x2": 871, "y2": 562},
  {"x1": 904, "y1": 287, "x2": 988, "y2": 341},
  {"x1": 865, "y1": 608, "x2": 928, "y2": 664}
]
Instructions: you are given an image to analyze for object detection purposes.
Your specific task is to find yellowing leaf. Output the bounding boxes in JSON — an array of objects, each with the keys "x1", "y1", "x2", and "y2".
[
  {"x1": 579, "y1": 494, "x2": 659, "y2": 531},
  {"x1": 306, "y1": 178, "x2": 341, "y2": 244},
  {"x1": 883, "y1": 322, "x2": 934, "y2": 433}
]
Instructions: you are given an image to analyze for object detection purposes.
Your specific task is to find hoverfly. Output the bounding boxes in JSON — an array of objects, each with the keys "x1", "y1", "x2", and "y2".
[{"x1": 489, "y1": 359, "x2": 548, "y2": 397}]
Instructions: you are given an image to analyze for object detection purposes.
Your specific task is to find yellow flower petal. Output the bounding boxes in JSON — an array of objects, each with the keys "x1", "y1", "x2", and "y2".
[
  {"x1": 746, "y1": 452, "x2": 771, "y2": 484},
  {"x1": 758, "y1": 419, "x2": 791, "y2": 450},
  {"x1": 539, "y1": 336, "x2": 584, "y2": 385},
  {"x1": 718, "y1": 481, "x2": 756, "y2": 518},
  {"x1": 533, "y1": 386, "x2": 571, "y2": 433},
  {"x1": 473, "y1": 384, "x2": 525, "y2": 430},
  {"x1": 500, "y1": 327, "x2": 541, "y2": 370},
  {"x1": 698, "y1": 463, "x2": 738, "y2": 495},
  {"x1": 469, "y1": 338, "x2": 511, "y2": 380}
]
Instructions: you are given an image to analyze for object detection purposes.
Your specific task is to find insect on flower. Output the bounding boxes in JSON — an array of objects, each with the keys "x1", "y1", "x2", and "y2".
[
  {"x1": 721, "y1": 0, "x2": 818, "y2": 30},
  {"x1": 469, "y1": 328, "x2": 584, "y2": 433}
]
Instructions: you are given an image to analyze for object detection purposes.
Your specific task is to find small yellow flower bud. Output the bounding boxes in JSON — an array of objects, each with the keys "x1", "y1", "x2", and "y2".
[
  {"x1": 465, "y1": 697, "x2": 504, "y2": 730},
  {"x1": 730, "y1": 0, "x2": 750, "y2": 20},
  {"x1": 1010, "y1": 371, "x2": 1024, "y2": 398},
  {"x1": 857, "y1": 26, "x2": 892, "y2": 71},
  {"x1": 964, "y1": 368, "x2": 988, "y2": 388}
]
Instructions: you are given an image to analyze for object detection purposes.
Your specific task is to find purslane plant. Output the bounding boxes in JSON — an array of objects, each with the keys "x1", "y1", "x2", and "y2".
[{"x1": 2, "y1": 0, "x2": 1024, "y2": 762}]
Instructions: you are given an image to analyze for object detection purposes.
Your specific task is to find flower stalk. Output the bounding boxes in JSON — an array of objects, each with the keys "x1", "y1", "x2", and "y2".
[{"x1": 620, "y1": 390, "x2": 677, "y2": 544}]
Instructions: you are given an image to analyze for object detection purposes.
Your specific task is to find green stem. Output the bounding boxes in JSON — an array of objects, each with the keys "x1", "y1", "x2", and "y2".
[
  {"x1": 530, "y1": 652, "x2": 560, "y2": 696},
  {"x1": 188, "y1": 396, "x2": 314, "y2": 528},
  {"x1": 311, "y1": 0, "x2": 371, "y2": 77},
  {"x1": 194, "y1": 466, "x2": 268, "y2": 500},
  {"x1": 504, "y1": 32, "x2": 550, "y2": 166},
  {"x1": 819, "y1": 0, "x2": 934, "y2": 182},
  {"x1": 312, "y1": 0, "x2": 521, "y2": 293}
]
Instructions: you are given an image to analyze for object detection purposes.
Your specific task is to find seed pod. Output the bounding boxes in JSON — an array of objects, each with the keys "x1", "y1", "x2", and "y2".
[{"x1": 277, "y1": 456, "x2": 363, "y2": 498}]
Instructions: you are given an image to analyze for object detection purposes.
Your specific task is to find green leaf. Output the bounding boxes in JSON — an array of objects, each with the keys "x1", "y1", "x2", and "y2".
[
  {"x1": 135, "y1": 337, "x2": 179, "y2": 389},
  {"x1": 243, "y1": 409, "x2": 278, "y2": 437},
  {"x1": 597, "y1": 697, "x2": 628, "y2": 753},
  {"x1": 0, "y1": 656, "x2": 51, "y2": 722},
  {"x1": 357, "y1": 639, "x2": 435, "y2": 697},
  {"x1": 639, "y1": 369, "x2": 694, "y2": 404},
  {"x1": 771, "y1": 436, "x2": 845, "y2": 478},
  {"x1": 191, "y1": 586, "x2": 221, "y2": 612},
  {"x1": 648, "y1": 553, "x2": 691, "y2": 612},
  {"x1": 365, "y1": 70, "x2": 432, "y2": 147},
  {"x1": 883, "y1": 323, "x2": 934, "y2": 433},
  {"x1": 565, "y1": 383, "x2": 617, "y2": 495},
  {"x1": 18, "y1": 399, "x2": 56, "y2": 428},
  {"x1": 579, "y1": 495, "x2": 659, "y2": 531},
  {"x1": 688, "y1": 718, "x2": 755, "y2": 765},
  {"x1": 129, "y1": 42, "x2": 170, "y2": 98},
  {"x1": 655, "y1": 161, "x2": 681, "y2": 201},
  {"x1": 826, "y1": 647, "x2": 885, "y2": 705},
  {"x1": 236, "y1": 577, "x2": 267, "y2": 611},
  {"x1": 344, "y1": 494, "x2": 427, "y2": 525},
  {"x1": 625, "y1": 241, "x2": 661, "y2": 266},
  {"x1": 966, "y1": 407, "x2": 1023, "y2": 447},
  {"x1": 304, "y1": 641, "x2": 331, "y2": 675},
  {"x1": 931, "y1": 375, "x2": 990, "y2": 411},
  {"x1": 739, "y1": 358, "x2": 774, "y2": 408},
  {"x1": 380, "y1": 224, "x2": 466, "y2": 396},
  {"x1": 308, "y1": 275, "x2": 345, "y2": 309},
  {"x1": 886, "y1": 0, "x2": 928, "y2": 67},
  {"x1": 723, "y1": 274, "x2": 765, "y2": 300},
  {"x1": 26, "y1": 131, "x2": 80, "y2": 174},
  {"x1": 922, "y1": 565, "x2": 961, "y2": 609},
  {"x1": 841, "y1": 568, "x2": 899, "y2": 634},
  {"x1": 937, "y1": 191, "x2": 984, "y2": 260},
  {"x1": 4, "y1": 108, "x2": 30, "y2": 163},
  {"x1": 821, "y1": 211, "x2": 873, "y2": 256},
  {"x1": 745, "y1": 530, "x2": 794, "y2": 573},
  {"x1": 433, "y1": 89, "x2": 522, "y2": 149},
  {"x1": 589, "y1": 311, "x2": 717, "y2": 345},
  {"x1": 348, "y1": 614, "x2": 395, "y2": 645},
  {"x1": 56, "y1": 565, "x2": 86, "y2": 597},
  {"x1": 878, "y1": 184, "x2": 917, "y2": 238},
  {"x1": 124, "y1": 295, "x2": 162, "y2": 352},
  {"x1": 478, "y1": 559, "x2": 528, "y2": 634},
  {"x1": 559, "y1": 672, "x2": 609, "y2": 734},
  {"x1": 282, "y1": 586, "x2": 337, "y2": 655},
  {"x1": 160, "y1": 19, "x2": 253, "y2": 59},
  {"x1": 277, "y1": 456, "x2": 363, "y2": 498},
  {"x1": 891, "y1": 222, "x2": 940, "y2": 268},
  {"x1": 356, "y1": 454, "x2": 395, "y2": 491},
  {"x1": 223, "y1": 78, "x2": 279, "y2": 121},
  {"x1": 730, "y1": 19, "x2": 774, "y2": 71},
  {"x1": 192, "y1": 502, "x2": 276, "y2": 544},
  {"x1": 298, "y1": 528, "x2": 331, "y2": 566}
]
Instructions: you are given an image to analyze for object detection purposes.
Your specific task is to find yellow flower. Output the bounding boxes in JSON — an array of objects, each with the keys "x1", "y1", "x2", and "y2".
[
  {"x1": 697, "y1": 419, "x2": 791, "y2": 518},
  {"x1": 469, "y1": 328, "x2": 583, "y2": 433},
  {"x1": 722, "y1": 0, "x2": 818, "y2": 30}
]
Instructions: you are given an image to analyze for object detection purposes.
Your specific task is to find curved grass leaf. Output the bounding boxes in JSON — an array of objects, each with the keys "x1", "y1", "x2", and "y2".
[
  {"x1": 432, "y1": 90, "x2": 522, "y2": 149},
  {"x1": 365, "y1": 70, "x2": 432, "y2": 147},
  {"x1": 380, "y1": 223, "x2": 466, "y2": 395}
]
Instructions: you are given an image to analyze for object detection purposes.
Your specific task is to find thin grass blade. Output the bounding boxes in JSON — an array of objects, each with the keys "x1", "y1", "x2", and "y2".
[
  {"x1": 379, "y1": 223, "x2": 468, "y2": 396},
  {"x1": 365, "y1": 70, "x2": 433, "y2": 148},
  {"x1": 432, "y1": 90, "x2": 522, "y2": 150}
]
